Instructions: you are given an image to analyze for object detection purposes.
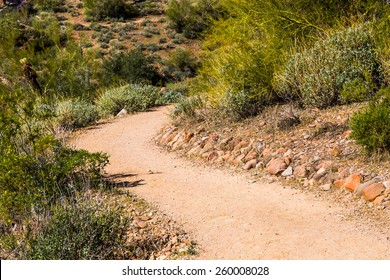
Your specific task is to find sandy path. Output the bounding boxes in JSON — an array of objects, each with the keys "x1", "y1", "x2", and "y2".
[{"x1": 70, "y1": 107, "x2": 390, "y2": 259}]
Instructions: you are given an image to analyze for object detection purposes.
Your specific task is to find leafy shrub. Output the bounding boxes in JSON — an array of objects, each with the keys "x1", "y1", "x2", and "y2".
[
  {"x1": 171, "y1": 95, "x2": 203, "y2": 118},
  {"x1": 274, "y1": 24, "x2": 383, "y2": 108},
  {"x1": 56, "y1": 98, "x2": 99, "y2": 129},
  {"x1": 96, "y1": 84, "x2": 160, "y2": 116},
  {"x1": 28, "y1": 202, "x2": 129, "y2": 260},
  {"x1": 83, "y1": 0, "x2": 139, "y2": 21},
  {"x1": 99, "y1": 49, "x2": 162, "y2": 86},
  {"x1": 350, "y1": 87, "x2": 390, "y2": 154}
]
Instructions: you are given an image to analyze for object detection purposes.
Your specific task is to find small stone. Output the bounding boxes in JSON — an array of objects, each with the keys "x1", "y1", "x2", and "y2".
[
  {"x1": 267, "y1": 158, "x2": 287, "y2": 175},
  {"x1": 294, "y1": 165, "x2": 308, "y2": 178},
  {"x1": 342, "y1": 173, "x2": 362, "y2": 192},
  {"x1": 281, "y1": 166, "x2": 293, "y2": 177},
  {"x1": 354, "y1": 178, "x2": 381, "y2": 197},
  {"x1": 243, "y1": 159, "x2": 258, "y2": 170},
  {"x1": 320, "y1": 184, "x2": 332, "y2": 191},
  {"x1": 116, "y1": 108, "x2": 128, "y2": 117},
  {"x1": 334, "y1": 179, "x2": 345, "y2": 188},
  {"x1": 383, "y1": 181, "x2": 390, "y2": 189},
  {"x1": 362, "y1": 183, "x2": 385, "y2": 201},
  {"x1": 313, "y1": 167, "x2": 328, "y2": 181},
  {"x1": 262, "y1": 148, "x2": 272, "y2": 157},
  {"x1": 373, "y1": 195, "x2": 385, "y2": 206}
]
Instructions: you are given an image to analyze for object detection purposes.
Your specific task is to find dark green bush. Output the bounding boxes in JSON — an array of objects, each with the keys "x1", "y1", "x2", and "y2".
[
  {"x1": 350, "y1": 87, "x2": 390, "y2": 154},
  {"x1": 274, "y1": 24, "x2": 383, "y2": 108},
  {"x1": 29, "y1": 202, "x2": 129, "y2": 260},
  {"x1": 166, "y1": 0, "x2": 223, "y2": 39},
  {"x1": 100, "y1": 49, "x2": 162, "y2": 86},
  {"x1": 83, "y1": 0, "x2": 139, "y2": 21}
]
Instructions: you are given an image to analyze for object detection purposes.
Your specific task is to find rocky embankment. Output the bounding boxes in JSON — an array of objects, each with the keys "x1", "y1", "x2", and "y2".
[{"x1": 154, "y1": 117, "x2": 390, "y2": 210}]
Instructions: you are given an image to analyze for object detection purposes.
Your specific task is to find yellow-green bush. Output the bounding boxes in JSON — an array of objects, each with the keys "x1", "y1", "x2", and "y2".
[{"x1": 274, "y1": 24, "x2": 383, "y2": 108}]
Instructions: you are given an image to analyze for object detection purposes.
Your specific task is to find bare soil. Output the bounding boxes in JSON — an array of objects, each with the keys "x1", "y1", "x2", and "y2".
[{"x1": 69, "y1": 107, "x2": 390, "y2": 259}]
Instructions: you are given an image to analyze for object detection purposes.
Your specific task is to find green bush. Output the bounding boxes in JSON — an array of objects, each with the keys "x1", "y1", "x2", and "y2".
[
  {"x1": 166, "y1": 0, "x2": 223, "y2": 39},
  {"x1": 350, "y1": 87, "x2": 390, "y2": 154},
  {"x1": 28, "y1": 202, "x2": 129, "y2": 260},
  {"x1": 274, "y1": 24, "x2": 383, "y2": 108},
  {"x1": 100, "y1": 49, "x2": 162, "y2": 86},
  {"x1": 172, "y1": 95, "x2": 203, "y2": 119},
  {"x1": 96, "y1": 84, "x2": 161, "y2": 116},
  {"x1": 56, "y1": 99, "x2": 99, "y2": 129},
  {"x1": 83, "y1": 0, "x2": 139, "y2": 21}
]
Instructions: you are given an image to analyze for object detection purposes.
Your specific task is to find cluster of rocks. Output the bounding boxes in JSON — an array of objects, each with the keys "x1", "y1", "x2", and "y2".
[{"x1": 155, "y1": 124, "x2": 390, "y2": 209}]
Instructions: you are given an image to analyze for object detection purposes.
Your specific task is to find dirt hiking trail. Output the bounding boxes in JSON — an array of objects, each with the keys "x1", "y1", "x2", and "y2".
[{"x1": 70, "y1": 107, "x2": 390, "y2": 259}]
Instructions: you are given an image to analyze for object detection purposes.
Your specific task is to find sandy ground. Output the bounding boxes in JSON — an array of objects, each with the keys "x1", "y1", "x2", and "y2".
[{"x1": 69, "y1": 107, "x2": 390, "y2": 260}]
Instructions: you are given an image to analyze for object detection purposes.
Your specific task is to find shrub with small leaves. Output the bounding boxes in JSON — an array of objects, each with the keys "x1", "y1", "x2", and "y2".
[
  {"x1": 274, "y1": 24, "x2": 383, "y2": 108},
  {"x1": 83, "y1": 0, "x2": 139, "y2": 21},
  {"x1": 350, "y1": 87, "x2": 390, "y2": 154},
  {"x1": 28, "y1": 201, "x2": 129, "y2": 260},
  {"x1": 96, "y1": 84, "x2": 160, "y2": 116},
  {"x1": 56, "y1": 98, "x2": 99, "y2": 129}
]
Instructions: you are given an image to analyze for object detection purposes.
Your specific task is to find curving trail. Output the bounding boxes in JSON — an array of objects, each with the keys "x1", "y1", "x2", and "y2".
[{"x1": 70, "y1": 107, "x2": 390, "y2": 260}]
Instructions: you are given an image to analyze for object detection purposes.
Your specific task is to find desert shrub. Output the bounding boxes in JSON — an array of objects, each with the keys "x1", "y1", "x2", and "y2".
[
  {"x1": 28, "y1": 201, "x2": 129, "y2": 260},
  {"x1": 171, "y1": 95, "x2": 203, "y2": 118},
  {"x1": 33, "y1": 0, "x2": 66, "y2": 12},
  {"x1": 56, "y1": 99, "x2": 99, "y2": 129},
  {"x1": 83, "y1": 0, "x2": 139, "y2": 21},
  {"x1": 158, "y1": 81, "x2": 190, "y2": 104},
  {"x1": 96, "y1": 84, "x2": 160, "y2": 116},
  {"x1": 99, "y1": 49, "x2": 162, "y2": 86},
  {"x1": 166, "y1": 0, "x2": 223, "y2": 39},
  {"x1": 350, "y1": 87, "x2": 390, "y2": 154},
  {"x1": 274, "y1": 24, "x2": 383, "y2": 108}
]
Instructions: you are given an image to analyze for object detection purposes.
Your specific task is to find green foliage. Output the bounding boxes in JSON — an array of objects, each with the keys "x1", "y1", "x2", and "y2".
[
  {"x1": 166, "y1": 0, "x2": 223, "y2": 39},
  {"x1": 83, "y1": 0, "x2": 139, "y2": 21},
  {"x1": 56, "y1": 98, "x2": 99, "y2": 129},
  {"x1": 96, "y1": 84, "x2": 161, "y2": 116},
  {"x1": 29, "y1": 201, "x2": 129, "y2": 260},
  {"x1": 172, "y1": 95, "x2": 203, "y2": 119},
  {"x1": 274, "y1": 24, "x2": 382, "y2": 108},
  {"x1": 350, "y1": 87, "x2": 390, "y2": 154},
  {"x1": 100, "y1": 49, "x2": 162, "y2": 86}
]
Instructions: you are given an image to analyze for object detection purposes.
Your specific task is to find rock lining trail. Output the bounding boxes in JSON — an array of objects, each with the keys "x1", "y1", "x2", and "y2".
[{"x1": 70, "y1": 107, "x2": 390, "y2": 259}]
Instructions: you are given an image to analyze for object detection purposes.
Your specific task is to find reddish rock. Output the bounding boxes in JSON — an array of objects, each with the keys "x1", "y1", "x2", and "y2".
[
  {"x1": 334, "y1": 179, "x2": 345, "y2": 188},
  {"x1": 221, "y1": 152, "x2": 231, "y2": 161},
  {"x1": 209, "y1": 134, "x2": 219, "y2": 141},
  {"x1": 294, "y1": 165, "x2": 307, "y2": 178},
  {"x1": 267, "y1": 158, "x2": 287, "y2": 175},
  {"x1": 342, "y1": 173, "x2": 362, "y2": 191},
  {"x1": 243, "y1": 159, "x2": 258, "y2": 170},
  {"x1": 233, "y1": 154, "x2": 245, "y2": 165},
  {"x1": 362, "y1": 183, "x2": 385, "y2": 202},
  {"x1": 259, "y1": 120, "x2": 267, "y2": 127},
  {"x1": 262, "y1": 148, "x2": 272, "y2": 157},
  {"x1": 207, "y1": 151, "x2": 219, "y2": 161},
  {"x1": 233, "y1": 141, "x2": 248, "y2": 152},
  {"x1": 244, "y1": 152, "x2": 258, "y2": 162},
  {"x1": 373, "y1": 195, "x2": 385, "y2": 206},
  {"x1": 275, "y1": 147, "x2": 287, "y2": 155}
]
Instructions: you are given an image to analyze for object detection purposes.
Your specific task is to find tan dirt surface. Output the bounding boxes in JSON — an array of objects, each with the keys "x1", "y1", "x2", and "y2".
[{"x1": 69, "y1": 107, "x2": 390, "y2": 260}]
